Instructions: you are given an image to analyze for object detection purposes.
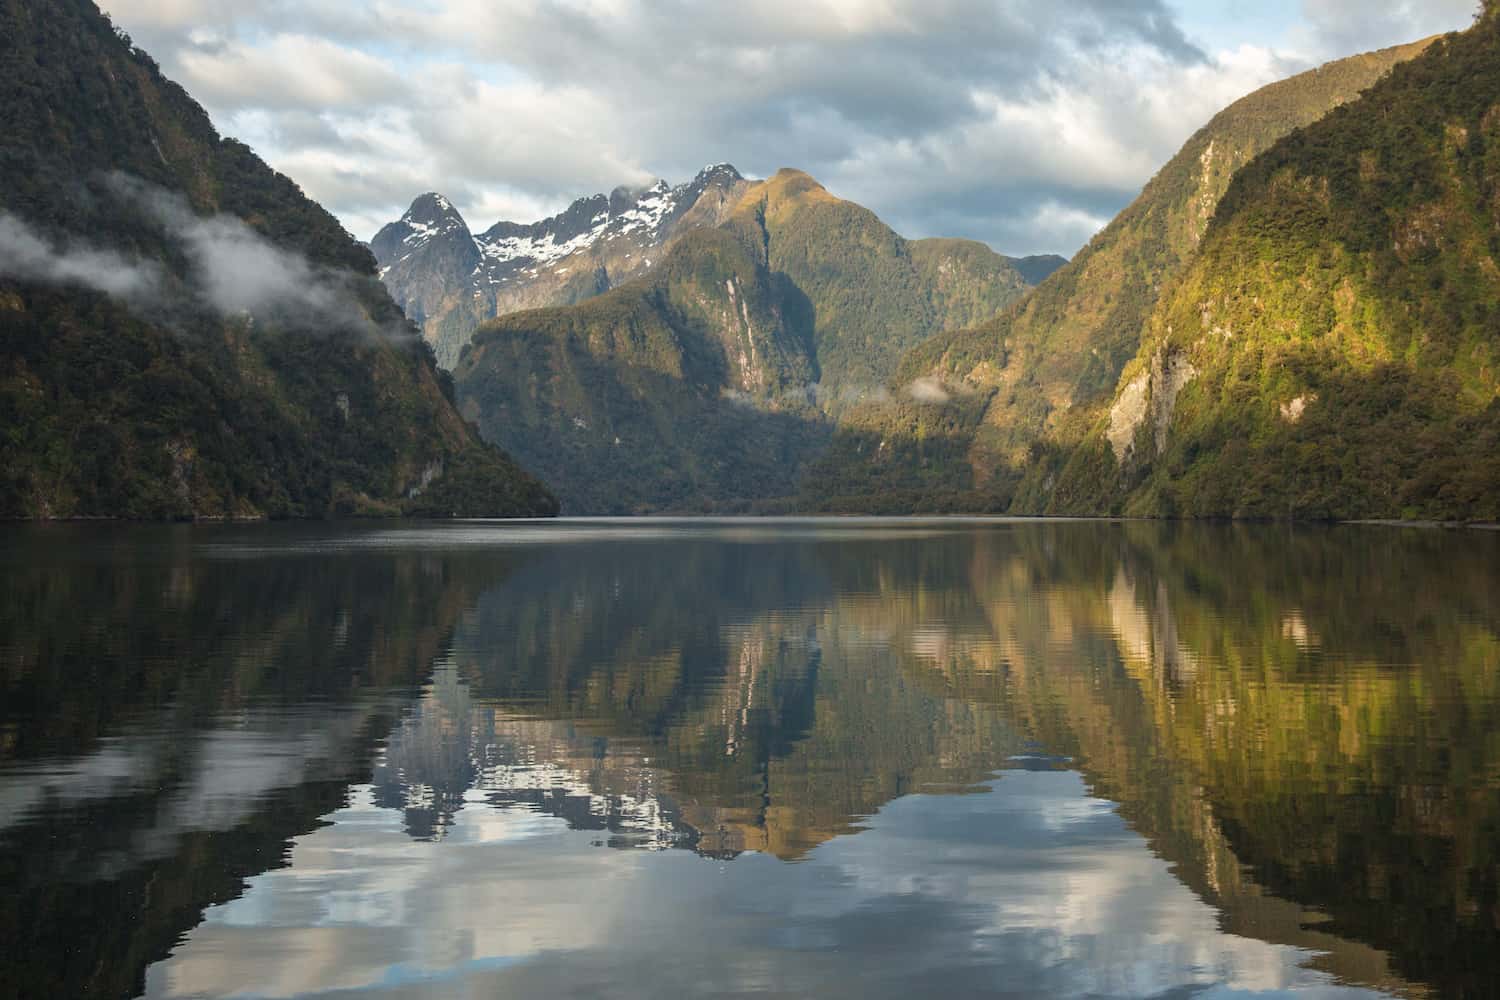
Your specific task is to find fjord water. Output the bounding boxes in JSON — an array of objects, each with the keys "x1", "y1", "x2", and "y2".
[{"x1": 1, "y1": 522, "x2": 1497, "y2": 999}]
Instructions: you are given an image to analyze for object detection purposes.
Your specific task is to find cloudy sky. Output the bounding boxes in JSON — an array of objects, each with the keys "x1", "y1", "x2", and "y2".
[{"x1": 105, "y1": 0, "x2": 1477, "y2": 256}]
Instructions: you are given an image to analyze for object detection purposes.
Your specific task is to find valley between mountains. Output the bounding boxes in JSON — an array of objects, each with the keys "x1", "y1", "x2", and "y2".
[{"x1": 4, "y1": 0, "x2": 1498, "y2": 520}]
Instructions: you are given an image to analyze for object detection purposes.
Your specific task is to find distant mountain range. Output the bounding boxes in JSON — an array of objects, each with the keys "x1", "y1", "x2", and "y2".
[
  {"x1": 372, "y1": 167, "x2": 1065, "y2": 369},
  {"x1": 371, "y1": 165, "x2": 755, "y2": 367},
  {"x1": 450, "y1": 168, "x2": 1063, "y2": 512},
  {"x1": 6, "y1": 0, "x2": 1496, "y2": 523}
]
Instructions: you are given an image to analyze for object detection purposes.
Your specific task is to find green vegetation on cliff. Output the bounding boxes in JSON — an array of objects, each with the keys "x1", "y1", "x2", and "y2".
[
  {"x1": 726, "y1": 170, "x2": 1035, "y2": 404},
  {"x1": 455, "y1": 168, "x2": 1042, "y2": 512},
  {"x1": 1045, "y1": 16, "x2": 1500, "y2": 520},
  {"x1": 455, "y1": 228, "x2": 827, "y2": 513},
  {"x1": 800, "y1": 37, "x2": 1437, "y2": 514},
  {"x1": 0, "y1": 0, "x2": 556, "y2": 519}
]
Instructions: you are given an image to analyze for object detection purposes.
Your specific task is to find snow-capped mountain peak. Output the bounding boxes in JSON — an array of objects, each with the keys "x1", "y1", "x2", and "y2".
[
  {"x1": 373, "y1": 165, "x2": 752, "y2": 366},
  {"x1": 370, "y1": 192, "x2": 475, "y2": 276}
]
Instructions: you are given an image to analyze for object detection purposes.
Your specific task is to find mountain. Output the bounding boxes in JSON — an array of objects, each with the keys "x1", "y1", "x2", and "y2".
[
  {"x1": 372, "y1": 165, "x2": 750, "y2": 367},
  {"x1": 452, "y1": 168, "x2": 1044, "y2": 512},
  {"x1": 721, "y1": 169, "x2": 1039, "y2": 405},
  {"x1": 453, "y1": 227, "x2": 826, "y2": 514},
  {"x1": 0, "y1": 0, "x2": 555, "y2": 519},
  {"x1": 1037, "y1": 12, "x2": 1500, "y2": 520},
  {"x1": 799, "y1": 36, "x2": 1438, "y2": 513},
  {"x1": 1010, "y1": 254, "x2": 1068, "y2": 286},
  {"x1": 373, "y1": 166, "x2": 1058, "y2": 374}
]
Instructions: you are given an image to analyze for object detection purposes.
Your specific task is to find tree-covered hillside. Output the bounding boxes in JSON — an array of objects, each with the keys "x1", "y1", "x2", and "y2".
[
  {"x1": 454, "y1": 169, "x2": 1043, "y2": 512},
  {"x1": 799, "y1": 37, "x2": 1437, "y2": 513},
  {"x1": 725, "y1": 169, "x2": 1036, "y2": 407},
  {"x1": 0, "y1": 0, "x2": 556, "y2": 518},
  {"x1": 454, "y1": 228, "x2": 828, "y2": 513},
  {"x1": 1044, "y1": 14, "x2": 1500, "y2": 520}
]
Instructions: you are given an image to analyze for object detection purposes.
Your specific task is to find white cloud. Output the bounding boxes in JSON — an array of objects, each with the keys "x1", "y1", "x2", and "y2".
[
  {"x1": 104, "y1": 0, "x2": 1478, "y2": 254},
  {"x1": 175, "y1": 33, "x2": 404, "y2": 110},
  {"x1": 907, "y1": 377, "x2": 952, "y2": 404},
  {"x1": 1295, "y1": 0, "x2": 1478, "y2": 59},
  {"x1": 0, "y1": 213, "x2": 163, "y2": 301}
]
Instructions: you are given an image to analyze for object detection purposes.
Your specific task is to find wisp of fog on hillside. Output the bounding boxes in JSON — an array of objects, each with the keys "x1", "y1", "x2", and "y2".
[{"x1": 0, "y1": 176, "x2": 409, "y2": 341}]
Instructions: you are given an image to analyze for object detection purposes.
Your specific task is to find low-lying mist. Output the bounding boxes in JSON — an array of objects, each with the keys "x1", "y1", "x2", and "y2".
[
  {"x1": 0, "y1": 212, "x2": 163, "y2": 304},
  {"x1": 0, "y1": 174, "x2": 415, "y2": 342}
]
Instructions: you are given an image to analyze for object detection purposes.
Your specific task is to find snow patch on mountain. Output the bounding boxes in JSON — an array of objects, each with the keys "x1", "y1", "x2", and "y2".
[
  {"x1": 373, "y1": 165, "x2": 749, "y2": 367},
  {"x1": 380, "y1": 166, "x2": 743, "y2": 286}
]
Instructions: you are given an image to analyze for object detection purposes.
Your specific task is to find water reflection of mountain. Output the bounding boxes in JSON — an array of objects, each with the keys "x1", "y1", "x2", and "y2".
[
  {"x1": 360, "y1": 524, "x2": 1500, "y2": 998},
  {"x1": 3, "y1": 523, "x2": 1498, "y2": 999},
  {"x1": 0, "y1": 526, "x2": 526, "y2": 1000},
  {"x1": 896, "y1": 523, "x2": 1500, "y2": 1000},
  {"x1": 371, "y1": 537, "x2": 1025, "y2": 859}
]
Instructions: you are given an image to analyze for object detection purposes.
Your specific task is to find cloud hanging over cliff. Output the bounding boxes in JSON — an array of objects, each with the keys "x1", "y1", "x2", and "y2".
[
  {"x1": 0, "y1": 213, "x2": 164, "y2": 303},
  {"x1": 3, "y1": 177, "x2": 401, "y2": 338},
  {"x1": 103, "y1": 0, "x2": 1477, "y2": 255}
]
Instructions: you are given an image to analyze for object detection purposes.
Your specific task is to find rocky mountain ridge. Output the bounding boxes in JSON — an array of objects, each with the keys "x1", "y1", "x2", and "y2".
[
  {"x1": 372, "y1": 165, "x2": 751, "y2": 366},
  {"x1": 374, "y1": 165, "x2": 1065, "y2": 370}
]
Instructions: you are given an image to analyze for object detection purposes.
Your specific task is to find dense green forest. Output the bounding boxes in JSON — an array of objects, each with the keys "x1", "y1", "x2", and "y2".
[
  {"x1": 723, "y1": 169, "x2": 1038, "y2": 405},
  {"x1": 455, "y1": 228, "x2": 829, "y2": 514},
  {"x1": 1039, "y1": 13, "x2": 1500, "y2": 520},
  {"x1": 799, "y1": 37, "x2": 1442, "y2": 515},
  {"x1": 0, "y1": 0, "x2": 556, "y2": 518}
]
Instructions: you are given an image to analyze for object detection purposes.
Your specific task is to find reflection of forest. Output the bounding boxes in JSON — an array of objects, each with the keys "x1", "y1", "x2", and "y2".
[
  {"x1": 378, "y1": 524, "x2": 1498, "y2": 997},
  {"x1": 2, "y1": 523, "x2": 1496, "y2": 999},
  {"x1": 902, "y1": 523, "x2": 1499, "y2": 999},
  {"x1": 0, "y1": 527, "x2": 529, "y2": 999}
]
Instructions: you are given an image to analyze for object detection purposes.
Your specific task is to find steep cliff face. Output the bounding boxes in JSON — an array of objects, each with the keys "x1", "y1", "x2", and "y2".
[
  {"x1": 373, "y1": 165, "x2": 751, "y2": 367},
  {"x1": 453, "y1": 228, "x2": 827, "y2": 513},
  {"x1": 1045, "y1": 18, "x2": 1500, "y2": 520},
  {"x1": 0, "y1": 0, "x2": 556, "y2": 519},
  {"x1": 797, "y1": 38, "x2": 1437, "y2": 512},
  {"x1": 724, "y1": 169, "x2": 1036, "y2": 408}
]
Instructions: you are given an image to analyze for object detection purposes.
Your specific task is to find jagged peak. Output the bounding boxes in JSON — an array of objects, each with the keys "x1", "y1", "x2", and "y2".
[
  {"x1": 404, "y1": 192, "x2": 467, "y2": 226},
  {"x1": 371, "y1": 191, "x2": 474, "y2": 266},
  {"x1": 693, "y1": 163, "x2": 743, "y2": 183},
  {"x1": 383, "y1": 165, "x2": 746, "y2": 282}
]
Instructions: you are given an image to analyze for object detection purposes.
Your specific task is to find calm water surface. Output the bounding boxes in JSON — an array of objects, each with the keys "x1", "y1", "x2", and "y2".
[{"x1": 1, "y1": 519, "x2": 1497, "y2": 999}]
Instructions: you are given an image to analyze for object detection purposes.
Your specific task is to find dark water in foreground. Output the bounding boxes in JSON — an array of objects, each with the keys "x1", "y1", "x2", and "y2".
[{"x1": 1, "y1": 520, "x2": 1497, "y2": 1000}]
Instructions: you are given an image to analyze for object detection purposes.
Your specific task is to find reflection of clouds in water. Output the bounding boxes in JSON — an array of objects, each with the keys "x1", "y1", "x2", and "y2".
[
  {"x1": 0, "y1": 738, "x2": 163, "y2": 833},
  {"x1": 0, "y1": 702, "x2": 398, "y2": 878},
  {"x1": 141, "y1": 770, "x2": 1388, "y2": 1000},
  {"x1": 371, "y1": 664, "x2": 687, "y2": 848}
]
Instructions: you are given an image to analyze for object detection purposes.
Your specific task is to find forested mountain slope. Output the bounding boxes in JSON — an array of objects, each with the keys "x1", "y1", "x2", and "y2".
[
  {"x1": 1045, "y1": 12, "x2": 1500, "y2": 520},
  {"x1": 453, "y1": 228, "x2": 827, "y2": 513},
  {"x1": 0, "y1": 0, "x2": 555, "y2": 518},
  {"x1": 799, "y1": 37, "x2": 1437, "y2": 512},
  {"x1": 723, "y1": 169, "x2": 1039, "y2": 405},
  {"x1": 454, "y1": 169, "x2": 1046, "y2": 512}
]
